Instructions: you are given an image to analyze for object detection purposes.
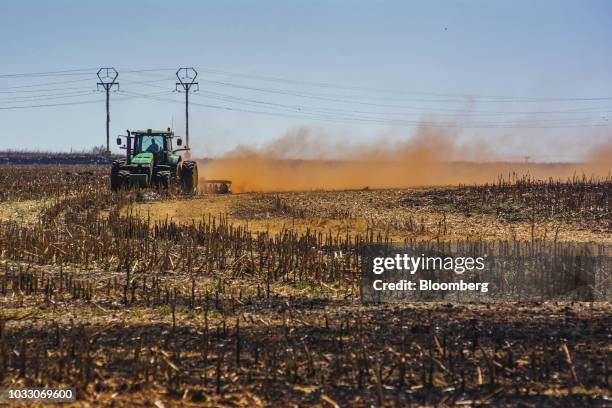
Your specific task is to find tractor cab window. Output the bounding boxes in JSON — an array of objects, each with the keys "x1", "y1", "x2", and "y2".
[{"x1": 134, "y1": 136, "x2": 165, "y2": 154}]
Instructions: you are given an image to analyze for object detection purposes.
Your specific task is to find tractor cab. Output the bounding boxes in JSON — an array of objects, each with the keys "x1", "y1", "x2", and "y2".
[
  {"x1": 128, "y1": 129, "x2": 181, "y2": 165},
  {"x1": 134, "y1": 134, "x2": 166, "y2": 154}
]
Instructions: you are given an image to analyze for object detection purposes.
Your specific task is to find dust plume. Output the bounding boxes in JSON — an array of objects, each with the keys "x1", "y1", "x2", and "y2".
[
  {"x1": 582, "y1": 136, "x2": 612, "y2": 177},
  {"x1": 199, "y1": 126, "x2": 611, "y2": 192}
]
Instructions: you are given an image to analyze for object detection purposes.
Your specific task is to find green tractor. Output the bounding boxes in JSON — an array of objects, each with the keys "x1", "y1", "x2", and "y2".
[{"x1": 111, "y1": 128, "x2": 198, "y2": 193}]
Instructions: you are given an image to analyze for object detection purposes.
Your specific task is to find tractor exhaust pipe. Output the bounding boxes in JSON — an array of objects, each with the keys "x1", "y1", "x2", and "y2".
[{"x1": 126, "y1": 130, "x2": 132, "y2": 164}]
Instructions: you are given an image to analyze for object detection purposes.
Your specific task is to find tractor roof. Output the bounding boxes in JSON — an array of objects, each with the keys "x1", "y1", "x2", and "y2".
[{"x1": 130, "y1": 128, "x2": 175, "y2": 136}]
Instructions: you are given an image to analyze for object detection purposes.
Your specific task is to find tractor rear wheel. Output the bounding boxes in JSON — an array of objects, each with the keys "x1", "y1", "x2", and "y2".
[
  {"x1": 110, "y1": 160, "x2": 125, "y2": 191},
  {"x1": 181, "y1": 161, "x2": 198, "y2": 194}
]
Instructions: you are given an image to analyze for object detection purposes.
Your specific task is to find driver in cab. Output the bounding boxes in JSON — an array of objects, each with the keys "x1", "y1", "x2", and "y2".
[{"x1": 146, "y1": 139, "x2": 161, "y2": 153}]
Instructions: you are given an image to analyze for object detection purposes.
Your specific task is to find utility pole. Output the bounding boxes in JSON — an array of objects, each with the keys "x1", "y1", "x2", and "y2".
[
  {"x1": 97, "y1": 68, "x2": 119, "y2": 155},
  {"x1": 175, "y1": 67, "x2": 198, "y2": 150}
]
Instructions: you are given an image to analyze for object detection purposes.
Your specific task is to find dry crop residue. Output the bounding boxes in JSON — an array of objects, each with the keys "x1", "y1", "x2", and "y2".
[
  {"x1": 1, "y1": 165, "x2": 611, "y2": 407},
  {"x1": 131, "y1": 188, "x2": 611, "y2": 243}
]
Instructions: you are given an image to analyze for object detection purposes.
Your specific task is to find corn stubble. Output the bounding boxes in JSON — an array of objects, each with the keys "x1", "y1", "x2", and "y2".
[{"x1": 0, "y1": 165, "x2": 610, "y2": 406}]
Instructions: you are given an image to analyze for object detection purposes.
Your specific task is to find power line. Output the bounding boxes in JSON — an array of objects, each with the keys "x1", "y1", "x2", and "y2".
[
  {"x1": 0, "y1": 91, "x2": 170, "y2": 110},
  {"x1": 0, "y1": 98, "x2": 121, "y2": 110},
  {"x1": 1, "y1": 86, "x2": 607, "y2": 129},
  {"x1": 2, "y1": 66, "x2": 611, "y2": 102},
  {"x1": 120, "y1": 68, "x2": 175, "y2": 74},
  {"x1": 0, "y1": 85, "x2": 93, "y2": 94},
  {"x1": 125, "y1": 74, "x2": 612, "y2": 116},
  {"x1": 202, "y1": 80, "x2": 612, "y2": 114},
  {"x1": 0, "y1": 76, "x2": 174, "y2": 94},
  {"x1": 194, "y1": 90, "x2": 609, "y2": 125},
  {"x1": 0, "y1": 66, "x2": 609, "y2": 129},
  {"x1": 0, "y1": 90, "x2": 95, "y2": 103},
  {"x1": 0, "y1": 68, "x2": 97, "y2": 78},
  {"x1": 123, "y1": 90, "x2": 610, "y2": 129},
  {"x1": 3, "y1": 67, "x2": 610, "y2": 110},
  {"x1": 120, "y1": 77, "x2": 176, "y2": 88},
  {"x1": 0, "y1": 78, "x2": 93, "y2": 90},
  {"x1": 199, "y1": 67, "x2": 612, "y2": 102}
]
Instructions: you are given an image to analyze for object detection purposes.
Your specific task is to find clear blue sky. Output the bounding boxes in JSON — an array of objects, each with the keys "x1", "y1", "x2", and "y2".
[{"x1": 1, "y1": 0, "x2": 610, "y2": 160}]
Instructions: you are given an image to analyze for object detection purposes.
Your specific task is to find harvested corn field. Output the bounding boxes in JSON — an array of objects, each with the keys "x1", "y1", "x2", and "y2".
[
  {"x1": 0, "y1": 165, "x2": 610, "y2": 406},
  {"x1": 130, "y1": 181, "x2": 612, "y2": 243}
]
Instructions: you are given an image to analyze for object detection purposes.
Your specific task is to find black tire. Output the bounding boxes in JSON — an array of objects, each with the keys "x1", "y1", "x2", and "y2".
[
  {"x1": 157, "y1": 172, "x2": 170, "y2": 189},
  {"x1": 110, "y1": 160, "x2": 125, "y2": 191},
  {"x1": 119, "y1": 170, "x2": 131, "y2": 189},
  {"x1": 181, "y1": 161, "x2": 198, "y2": 194}
]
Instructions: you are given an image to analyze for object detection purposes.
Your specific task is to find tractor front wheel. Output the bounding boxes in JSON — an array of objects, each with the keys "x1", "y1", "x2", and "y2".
[
  {"x1": 157, "y1": 172, "x2": 170, "y2": 190},
  {"x1": 181, "y1": 161, "x2": 198, "y2": 194},
  {"x1": 119, "y1": 170, "x2": 131, "y2": 189}
]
